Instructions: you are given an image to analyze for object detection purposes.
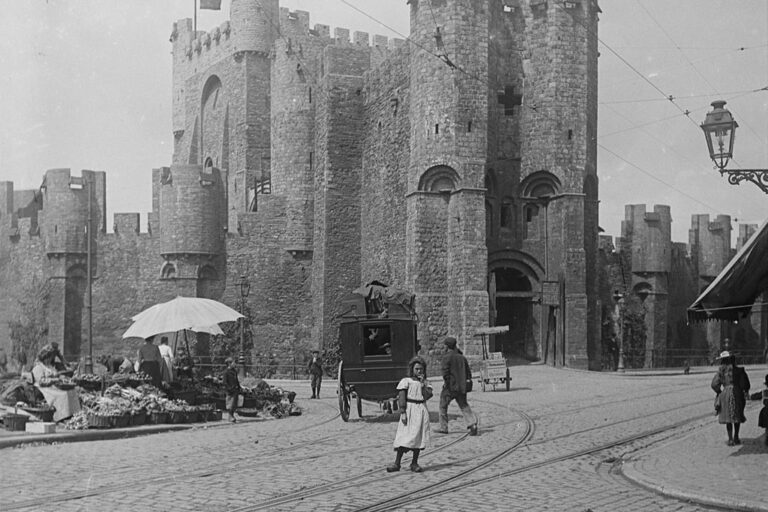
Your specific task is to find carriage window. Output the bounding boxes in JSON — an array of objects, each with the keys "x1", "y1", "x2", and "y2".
[{"x1": 364, "y1": 325, "x2": 392, "y2": 356}]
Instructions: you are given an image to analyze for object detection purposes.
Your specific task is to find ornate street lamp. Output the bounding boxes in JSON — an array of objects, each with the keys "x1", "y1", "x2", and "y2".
[
  {"x1": 238, "y1": 275, "x2": 251, "y2": 379},
  {"x1": 701, "y1": 100, "x2": 768, "y2": 194},
  {"x1": 612, "y1": 290, "x2": 625, "y2": 372}
]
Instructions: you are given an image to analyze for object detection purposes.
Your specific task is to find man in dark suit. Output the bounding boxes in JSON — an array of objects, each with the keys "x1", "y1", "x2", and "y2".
[
  {"x1": 308, "y1": 350, "x2": 323, "y2": 398},
  {"x1": 437, "y1": 336, "x2": 478, "y2": 436}
]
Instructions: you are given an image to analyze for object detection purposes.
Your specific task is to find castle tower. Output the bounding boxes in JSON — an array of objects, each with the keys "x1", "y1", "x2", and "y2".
[
  {"x1": 158, "y1": 165, "x2": 226, "y2": 298},
  {"x1": 622, "y1": 204, "x2": 671, "y2": 368},
  {"x1": 271, "y1": 9, "x2": 318, "y2": 251},
  {"x1": 39, "y1": 169, "x2": 106, "y2": 360},
  {"x1": 515, "y1": 0, "x2": 600, "y2": 368},
  {"x1": 405, "y1": 0, "x2": 490, "y2": 354},
  {"x1": 170, "y1": 0, "x2": 278, "y2": 232},
  {"x1": 689, "y1": 213, "x2": 732, "y2": 354}
]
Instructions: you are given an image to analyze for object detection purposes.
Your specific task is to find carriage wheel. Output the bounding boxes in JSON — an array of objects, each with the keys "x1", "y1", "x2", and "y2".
[
  {"x1": 356, "y1": 394, "x2": 363, "y2": 418},
  {"x1": 337, "y1": 361, "x2": 350, "y2": 422}
]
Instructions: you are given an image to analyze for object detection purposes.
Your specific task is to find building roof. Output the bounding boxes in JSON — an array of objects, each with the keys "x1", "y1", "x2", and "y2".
[{"x1": 688, "y1": 217, "x2": 768, "y2": 322}]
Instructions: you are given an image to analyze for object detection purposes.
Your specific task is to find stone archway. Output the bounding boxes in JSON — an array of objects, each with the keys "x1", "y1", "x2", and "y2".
[
  {"x1": 64, "y1": 265, "x2": 87, "y2": 360},
  {"x1": 488, "y1": 252, "x2": 544, "y2": 361},
  {"x1": 491, "y1": 267, "x2": 534, "y2": 359}
]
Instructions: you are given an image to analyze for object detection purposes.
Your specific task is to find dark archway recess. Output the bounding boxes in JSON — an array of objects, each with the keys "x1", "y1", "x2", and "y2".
[
  {"x1": 493, "y1": 267, "x2": 534, "y2": 358},
  {"x1": 196, "y1": 264, "x2": 218, "y2": 299},
  {"x1": 64, "y1": 266, "x2": 87, "y2": 359}
]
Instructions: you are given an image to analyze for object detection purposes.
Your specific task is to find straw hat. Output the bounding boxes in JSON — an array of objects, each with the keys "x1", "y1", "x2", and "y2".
[{"x1": 717, "y1": 350, "x2": 731, "y2": 359}]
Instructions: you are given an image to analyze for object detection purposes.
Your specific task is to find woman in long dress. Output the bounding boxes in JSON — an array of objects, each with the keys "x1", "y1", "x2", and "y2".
[
  {"x1": 712, "y1": 350, "x2": 751, "y2": 446},
  {"x1": 158, "y1": 337, "x2": 174, "y2": 384},
  {"x1": 386, "y1": 356, "x2": 433, "y2": 473},
  {"x1": 31, "y1": 344, "x2": 81, "y2": 422}
]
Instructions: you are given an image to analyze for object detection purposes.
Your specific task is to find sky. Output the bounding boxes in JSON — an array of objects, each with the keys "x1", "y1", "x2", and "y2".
[{"x1": 1, "y1": 0, "x2": 766, "y2": 244}]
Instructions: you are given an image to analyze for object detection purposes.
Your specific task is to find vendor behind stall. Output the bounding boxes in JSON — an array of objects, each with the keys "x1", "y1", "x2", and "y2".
[
  {"x1": 99, "y1": 354, "x2": 134, "y2": 374},
  {"x1": 137, "y1": 336, "x2": 163, "y2": 387},
  {"x1": 31, "y1": 344, "x2": 81, "y2": 422}
]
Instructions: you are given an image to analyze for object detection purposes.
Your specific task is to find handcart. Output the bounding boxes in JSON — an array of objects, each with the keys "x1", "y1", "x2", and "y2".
[{"x1": 474, "y1": 326, "x2": 511, "y2": 392}]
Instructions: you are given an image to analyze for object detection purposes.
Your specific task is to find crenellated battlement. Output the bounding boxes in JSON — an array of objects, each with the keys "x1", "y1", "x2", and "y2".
[{"x1": 277, "y1": 7, "x2": 403, "y2": 49}]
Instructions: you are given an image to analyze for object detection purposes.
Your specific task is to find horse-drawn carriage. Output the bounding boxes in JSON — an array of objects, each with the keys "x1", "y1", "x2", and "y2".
[{"x1": 336, "y1": 282, "x2": 419, "y2": 421}]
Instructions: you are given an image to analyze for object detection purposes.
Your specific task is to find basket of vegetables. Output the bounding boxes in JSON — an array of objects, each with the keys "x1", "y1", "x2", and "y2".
[
  {"x1": 2, "y1": 413, "x2": 29, "y2": 431},
  {"x1": 148, "y1": 411, "x2": 169, "y2": 424},
  {"x1": 86, "y1": 412, "x2": 113, "y2": 429},
  {"x1": 129, "y1": 409, "x2": 147, "y2": 426},
  {"x1": 109, "y1": 413, "x2": 131, "y2": 428},
  {"x1": 20, "y1": 404, "x2": 56, "y2": 423}
]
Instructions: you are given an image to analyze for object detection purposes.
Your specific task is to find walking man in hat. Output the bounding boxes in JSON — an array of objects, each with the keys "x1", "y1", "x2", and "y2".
[
  {"x1": 437, "y1": 336, "x2": 478, "y2": 435},
  {"x1": 308, "y1": 350, "x2": 323, "y2": 399}
]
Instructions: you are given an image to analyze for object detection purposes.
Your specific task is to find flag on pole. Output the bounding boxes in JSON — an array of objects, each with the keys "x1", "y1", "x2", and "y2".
[{"x1": 200, "y1": 0, "x2": 222, "y2": 10}]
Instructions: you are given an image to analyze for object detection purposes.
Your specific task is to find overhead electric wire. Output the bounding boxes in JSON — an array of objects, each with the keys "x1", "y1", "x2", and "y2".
[
  {"x1": 599, "y1": 88, "x2": 764, "y2": 105},
  {"x1": 598, "y1": 143, "x2": 723, "y2": 213},
  {"x1": 637, "y1": 0, "x2": 766, "y2": 152},
  {"x1": 337, "y1": 0, "x2": 741, "y2": 217}
]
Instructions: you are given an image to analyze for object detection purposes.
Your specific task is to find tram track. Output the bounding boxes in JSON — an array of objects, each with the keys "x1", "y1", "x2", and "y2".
[
  {"x1": 1, "y1": 399, "x2": 355, "y2": 510},
  {"x1": 2, "y1": 398, "x2": 524, "y2": 511},
  {"x1": 229, "y1": 397, "x2": 712, "y2": 511},
  {"x1": 4, "y1": 384, "x2": 712, "y2": 511},
  {"x1": 354, "y1": 412, "x2": 715, "y2": 512}
]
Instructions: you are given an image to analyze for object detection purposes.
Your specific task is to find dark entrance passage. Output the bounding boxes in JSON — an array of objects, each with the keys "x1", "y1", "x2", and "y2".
[
  {"x1": 64, "y1": 266, "x2": 86, "y2": 360},
  {"x1": 491, "y1": 268, "x2": 535, "y2": 359}
]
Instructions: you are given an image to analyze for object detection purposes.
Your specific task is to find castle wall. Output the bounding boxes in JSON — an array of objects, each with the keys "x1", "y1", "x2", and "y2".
[
  {"x1": 312, "y1": 45, "x2": 368, "y2": 349},
  {"x1": 361, "y1": 46, "x2": 411, "y2": 288},
  {"x1": 1, "y1": 1, "x2": 613, "y2": 373}
]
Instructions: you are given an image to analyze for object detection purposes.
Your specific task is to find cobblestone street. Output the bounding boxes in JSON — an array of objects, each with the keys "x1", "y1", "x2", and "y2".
[{"x1": 2, "y1": 365, "x2": 765, "y2": 511}]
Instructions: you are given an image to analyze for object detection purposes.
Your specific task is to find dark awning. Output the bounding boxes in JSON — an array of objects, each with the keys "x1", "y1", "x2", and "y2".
[{"x1": 688, "y1": 218, "x2": 768, "y2": 323}]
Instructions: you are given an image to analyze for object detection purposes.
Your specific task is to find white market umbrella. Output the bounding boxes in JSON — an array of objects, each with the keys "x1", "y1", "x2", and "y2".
[
  {"x1": 191, "y1": 324, "x2": 225, "y2": 336},
  {"x1": 122, "y1": 296, "x2": 243, "y2": 340}
]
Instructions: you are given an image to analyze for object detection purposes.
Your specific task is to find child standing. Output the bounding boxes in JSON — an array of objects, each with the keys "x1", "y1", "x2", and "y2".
[
  {"x1": 387, "y1": 356, "x2": 433, "y2": 473},
  {"x1": 758, "y1": 374, "x2": 768, "y2": 446}
]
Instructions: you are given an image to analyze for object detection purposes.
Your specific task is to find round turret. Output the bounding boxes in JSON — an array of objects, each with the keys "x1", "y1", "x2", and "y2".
[
  {"x1": 159, "y1": 164, "x2": 225, "y2": 256},
  {"x1": 230, "y1": 0, "x2": 279, "y2": 54},
  {"x1": 41, "y1": 169, "x2": 103, "y2": 255}
]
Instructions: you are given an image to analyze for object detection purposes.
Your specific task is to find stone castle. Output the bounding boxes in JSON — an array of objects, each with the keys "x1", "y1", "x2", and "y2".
[{"x1": 0, "y1": 0, "x2": 759, "y2": 372}]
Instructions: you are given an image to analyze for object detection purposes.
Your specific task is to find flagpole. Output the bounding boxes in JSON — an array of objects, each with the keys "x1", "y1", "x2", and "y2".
[{"x1": 194, "y1": 0, "x2": 197, "y2": 34}]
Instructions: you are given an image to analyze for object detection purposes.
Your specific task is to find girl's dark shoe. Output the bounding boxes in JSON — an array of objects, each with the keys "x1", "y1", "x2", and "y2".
[
  {"x1": 727, "y1": 439, "x2": 734, "y2": 446},
  {"x1": 409, "y1": 464, "x2": 423, "y2": 473},
  {"x1": 386, "y1": 464, "x2": 400, "y2": 472},
  {"x1": 733, "y1": 438, "x2": 741, "y2": 445}
]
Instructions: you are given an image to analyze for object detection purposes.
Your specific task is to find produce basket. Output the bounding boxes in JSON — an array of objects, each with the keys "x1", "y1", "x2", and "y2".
[
  {"x1": 110, "y1": 414, "x2": 131, "y2": 428},
  {"x1": 2, "y1": 413, "x2": 29, "y2": 431},
  {"x1": 148, "y1": 411, "x2": 169, "y2": 424},
  {"x1": 206, "y1": 409, "x2": 223, "y2": 422},
  {"x1": 86, "y1": 412, "x2": 113, "y2": 429},
  {"x1": 168, "y1": 411, "x2": 189, "y2": 424},
  {"x1": 20, "y1": 405, "x2": 56, "y2": 423},
  {"x1": 171, "y1": 390, "x2": 197, "y2": 405},
  {"x1": 238, "y1": 408, "x2": 260, "y2": 418},
  {"x1": 129, "y1": 411, "x2": 147, "y2": 426}
]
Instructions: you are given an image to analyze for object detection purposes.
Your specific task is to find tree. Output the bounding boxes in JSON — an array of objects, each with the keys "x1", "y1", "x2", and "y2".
[{"x1": 8, "y1": 277, "x2": 50, "y2": 370}]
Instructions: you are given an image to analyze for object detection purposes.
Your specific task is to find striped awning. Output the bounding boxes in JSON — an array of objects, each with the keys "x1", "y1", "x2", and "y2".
[{"x1": 688, "y1": 217, "x2": 768, "y2": 323}]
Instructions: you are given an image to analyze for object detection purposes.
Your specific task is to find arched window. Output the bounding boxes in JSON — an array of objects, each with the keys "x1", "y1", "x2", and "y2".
[
  {"x1": 520, "y1": 171, "x2": 561, "y2": 240},
  {"x1": 161, "y1": 262, "x2": 177, "y2": 280},
  {"x1": 418, "y1": 165, "x2": 460, "y2": 192},
  {"x1": 500, "y1": 197, "x2": 515, "y2": 229},
  {"x1": 486, "y1": 200, "x2": 494, "y2": 239}
]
